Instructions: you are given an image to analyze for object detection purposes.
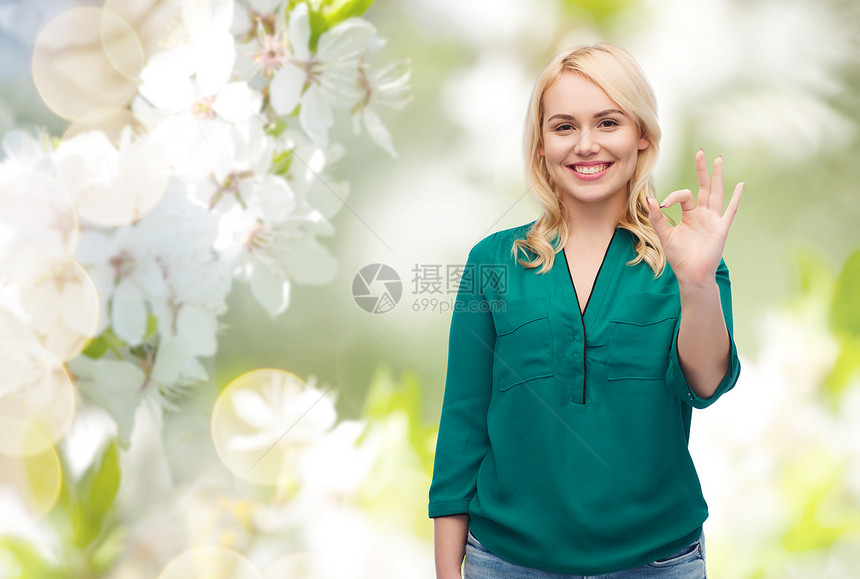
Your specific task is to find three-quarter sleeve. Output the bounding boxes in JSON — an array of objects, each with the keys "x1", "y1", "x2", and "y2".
[
  {"x1": 664, "y1": 258, "x2": 741, "y2": 409},
  {"x1": 428, "y1": 242, "x2": 496, "y2": 518}
]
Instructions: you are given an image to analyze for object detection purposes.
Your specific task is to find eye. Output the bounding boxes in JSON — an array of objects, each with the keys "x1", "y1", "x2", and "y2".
[
  {"x1": 598, "y1": 118, "x2": 620, "y2": 129},
  {"x1": 554, "y1": 123, "x2": 574, "y2": 132}
]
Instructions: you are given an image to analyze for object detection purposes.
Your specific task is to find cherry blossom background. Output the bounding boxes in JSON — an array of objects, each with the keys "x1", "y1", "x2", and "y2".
[{"x1": 1, "y1": 0, "x2": 859, "y2": 577}]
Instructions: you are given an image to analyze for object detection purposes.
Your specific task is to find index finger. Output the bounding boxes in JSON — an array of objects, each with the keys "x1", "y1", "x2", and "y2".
[{"x1": 695, "y1": 149, "x2": 711, "y2": 208}]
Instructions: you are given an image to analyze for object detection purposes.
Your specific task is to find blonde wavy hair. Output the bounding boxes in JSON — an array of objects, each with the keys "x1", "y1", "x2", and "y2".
[{"x1": 512, "y1": 43, "x2": 666, "y2": 276}]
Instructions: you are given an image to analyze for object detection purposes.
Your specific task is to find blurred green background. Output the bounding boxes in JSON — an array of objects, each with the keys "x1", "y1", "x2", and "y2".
[{"x1": 1, "y1": 0, "x2": 859, "y2": 576}]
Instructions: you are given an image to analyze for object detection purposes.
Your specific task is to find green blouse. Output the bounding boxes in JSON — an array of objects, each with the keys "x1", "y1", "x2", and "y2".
[{"x1": 428, "y1": 223, "x2": 741, "y2": 575}]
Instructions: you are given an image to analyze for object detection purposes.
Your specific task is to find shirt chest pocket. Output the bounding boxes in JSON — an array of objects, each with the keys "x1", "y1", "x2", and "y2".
[
  {"x1": 606, "y1": 292, "x2": 679, "y2": 381},
  {"x1": 492, "y1": 298, "x2": 554, "y2": 391}
]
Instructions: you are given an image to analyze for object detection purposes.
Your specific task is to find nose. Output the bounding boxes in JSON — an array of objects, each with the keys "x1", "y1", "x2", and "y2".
[{"x1": 573, "y1": 127, "x2": 599, "y2": 156}]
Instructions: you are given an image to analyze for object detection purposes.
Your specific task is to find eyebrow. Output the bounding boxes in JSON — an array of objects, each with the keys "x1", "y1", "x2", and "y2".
[{"x1": 546, "y1": 109, "x2": 626, "y2": 124}]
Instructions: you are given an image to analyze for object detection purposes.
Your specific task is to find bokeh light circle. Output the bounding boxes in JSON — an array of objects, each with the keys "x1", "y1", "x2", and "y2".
[
  {"x1": 0, "y1": 340, "x2": 74, "y2": 456},
  {"x1": 0, "y1": 250, "x2": 100, "y2": 362},
  {"x1": 0, "y1": 429, "x2": 62, "y2": 519},
  {"x1": 103, "y1": 0, "x2": 184, "y2": 63},
  {"x1": 159, "y1": 545, "x2": 260, "y2": 579},
  {"x1": 211, "y1": 369, "x2": 335, "y2": 486},
  {"x1": 32, "y1": 7, "x2": 144, "y2": 121}
]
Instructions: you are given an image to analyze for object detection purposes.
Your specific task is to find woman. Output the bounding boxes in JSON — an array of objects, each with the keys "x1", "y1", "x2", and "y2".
[{"x1": 429, "y1": 43, "x2": 743, "y2": 578}]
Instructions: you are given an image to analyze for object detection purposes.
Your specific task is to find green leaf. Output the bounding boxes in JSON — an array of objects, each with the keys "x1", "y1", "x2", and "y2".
[
  {"x1": 81, "y1": 328, "x2": 127, "y2": 359},
  {"x1": 63, "y1": 441, "x2": 121, "y2": 549},
  {"x1": 306, "y1": 0, "x2": 375, "y2": 52},
  {"x1": 0, "y1": 537, "x2": 65, "y2": 579},
  {"x1": 831, "y1": 250, "x2": 860, "y2": 337},
  {"x1": 826, "y1": 334, "x2": 860, "y2": 403},
  {"x1": 49, "y1": 465, "x2": 77, "y2": 544},
  {"x1": 37, "y1": 441, "x2": 123, "y2": 574},
  {"x1": 265, "y1": 118, "x2": 289, "y2": 137},
  {"x1": 322, "y1": 0, "x2": 375, "y2": 27},
  {"x1": 82, "y1": 441, "x2": 120, "y2": 520},
  {"x1": 307, "y1": 10, "x2": 327, "y2": 52},
  {"x1": 144, "y1": 313, "x2": 158, "y2": 341},
  {"x1": 81, "y1": 334, "x2": 110, "y2": 359},
  {"x1": 271, "y1": 148, "x2": 294, "y2": 176}
]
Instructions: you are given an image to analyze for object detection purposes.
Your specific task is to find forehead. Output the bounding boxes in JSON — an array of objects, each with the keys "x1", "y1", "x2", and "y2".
[{"x1": 542, "y1": 72, "x2": 620, "y2": 116}]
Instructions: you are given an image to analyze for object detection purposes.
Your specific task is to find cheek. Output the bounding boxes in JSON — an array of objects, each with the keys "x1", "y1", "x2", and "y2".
[
  {"x1": 541, "y1": 136, "x2": 564, "y2": 162},
  {"x1": 607, "y1": 135, "x2": 643, "y2": 160}
]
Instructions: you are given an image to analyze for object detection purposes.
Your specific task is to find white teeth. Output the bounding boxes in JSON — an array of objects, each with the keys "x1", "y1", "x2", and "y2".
[{"x1": 573, "y1": 163, "x2": 609, "y2": 175}]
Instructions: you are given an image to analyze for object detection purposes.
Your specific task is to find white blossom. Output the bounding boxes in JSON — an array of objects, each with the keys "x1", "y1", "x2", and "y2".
[
  {"x1": 216, "y1": 202, "x2": 336, "y2": 316},
  {"x1": 270, "y1": 3, "x2": 380, "y2": 146},
  {"x1": 352, "y1": 59, "x2": 411, "y2": 157},
  {"x1": 232, "y1": 1, "x2": 291, "y2": 82},
  {"x1": 278, "y1": 130, "x2": 350, "y2": 220},
  {"x1": 135, "y1": 0, "x2": 263, "y2": 185},
  {"x1": 75, "y1": 185, "x2": 230, "y2": 373},
  {"x1": 136, "y1": 78, "x2": 264, "y2": 183},
  {"x1": 0, "y1": 4, "x2": 411, "y2": 567},
  {"x1": 184, "y1": 121, "x2": 276, "y2": 213},
  {"x1": 138, "y1": 0, "x2": 237, "y2": 108}
]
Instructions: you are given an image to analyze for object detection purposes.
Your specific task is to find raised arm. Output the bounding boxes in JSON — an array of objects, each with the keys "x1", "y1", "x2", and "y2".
[{"x1": 646, "y1": 149, "x2": 744, "y2": 398}]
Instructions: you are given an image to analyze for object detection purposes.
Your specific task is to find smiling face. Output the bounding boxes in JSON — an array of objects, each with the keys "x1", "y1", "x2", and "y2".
[{"x1": 539, "y1": 72, "x2": 649, "y2": 215}]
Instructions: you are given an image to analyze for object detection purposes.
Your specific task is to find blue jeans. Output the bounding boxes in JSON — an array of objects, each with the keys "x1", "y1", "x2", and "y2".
[{"x1": 463, "y1": 530, "x2": 706, "y2": 578}]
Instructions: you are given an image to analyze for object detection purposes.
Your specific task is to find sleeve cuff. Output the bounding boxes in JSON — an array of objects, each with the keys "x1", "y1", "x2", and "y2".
[
  {"x1": 428, "y1": 499, "x2": 472, "y2": 518},
  {"x1": 666, "y1": 325, "x2": 741, "y2": 409}
]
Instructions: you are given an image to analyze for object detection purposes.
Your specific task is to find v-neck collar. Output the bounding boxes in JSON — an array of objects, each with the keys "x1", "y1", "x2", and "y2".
[{"x1": 558, "y1": 227, "x2": 626, "y2": 331}]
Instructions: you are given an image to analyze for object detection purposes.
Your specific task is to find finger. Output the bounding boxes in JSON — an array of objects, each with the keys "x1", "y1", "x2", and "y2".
[
  {"x1": 722, "y1": 181, "x2": 744, "y2": 227},
  {"x1": 646, "y1": 196, "x2": 672, "y2": 241},
  {"x1": 695, "y1": 149, "x2": 710, "y2": 208},
  {"x1": 710, "y1": 155, "x2": 724, "y2": 213},
  {"x1": 660, "y1": 189, "x2": 696, "y2": 213}
]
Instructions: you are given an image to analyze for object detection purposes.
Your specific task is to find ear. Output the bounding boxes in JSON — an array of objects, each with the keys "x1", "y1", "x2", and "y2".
[
  {"x1": 538, "y1": 145, "x2": 544, "y2": 157},
  {"x1": 638, "y1": 137, "x2": 650, "y2": 151}
]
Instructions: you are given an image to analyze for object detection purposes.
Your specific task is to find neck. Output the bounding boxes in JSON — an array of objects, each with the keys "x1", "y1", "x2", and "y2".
[{"x1": 563, "y1": 196, "x2": 626, "y2": 244}]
